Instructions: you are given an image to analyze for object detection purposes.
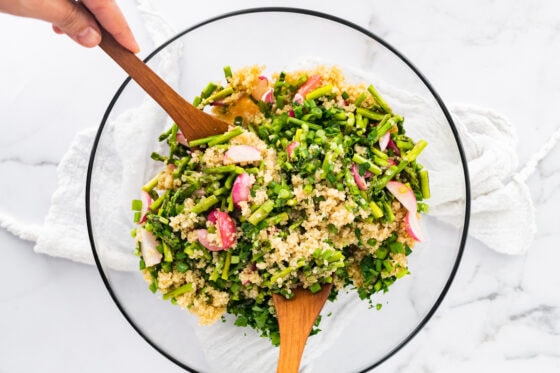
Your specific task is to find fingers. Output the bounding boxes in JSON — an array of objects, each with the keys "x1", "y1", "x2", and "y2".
[
  {"x1": 81, "y1": 0, "x2": 139, "y2": 53},
  {"x1": 0, "y1": 0, "x2": 139, "y2": 52},
  {"x1": 38, "y1": 0, "x2": 103, "y2": 48}
]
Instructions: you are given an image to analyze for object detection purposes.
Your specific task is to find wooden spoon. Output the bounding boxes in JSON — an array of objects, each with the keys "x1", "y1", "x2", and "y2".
[
  {"x1": 272, "y1": 284, "x2": 333, "y2": 373},
  {"x1": 97, "y1": 27, "x2": 230, "y2": 141}
]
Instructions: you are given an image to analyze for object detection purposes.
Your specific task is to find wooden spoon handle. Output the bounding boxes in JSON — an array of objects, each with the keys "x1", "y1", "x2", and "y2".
[
  {"x1": 273, "y1": 284, "x2": 333, "y2": 373},
  {"x1": 97, "y1": 28, "x2": 229, "y2": 141}
]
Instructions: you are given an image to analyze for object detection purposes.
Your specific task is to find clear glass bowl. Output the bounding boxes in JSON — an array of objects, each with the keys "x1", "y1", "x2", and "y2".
[{"x1": 86, "y1": 8, "x2": 470, "y2": 373}]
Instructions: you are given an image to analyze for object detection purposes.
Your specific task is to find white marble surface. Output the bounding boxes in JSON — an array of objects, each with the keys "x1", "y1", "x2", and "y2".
[{"x1": 1, "y1": 0, "x2": 559, "y2": 372}]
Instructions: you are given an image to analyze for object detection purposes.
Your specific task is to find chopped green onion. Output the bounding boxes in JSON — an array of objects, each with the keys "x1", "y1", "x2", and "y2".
[
  {"x1": 191, "y1": 195, "x2": 219, "y2": 214},
  {"x1": 142, "y1": 174, "x2": 159, "y2": 192},
  {"x1": 207, "y1": 127, "x2": 244, "y2": 147},
  {"x1": 356, "y1": 107, "x2": 386, "y2": 122},
  {"x1": 163, "y1": 242, "x2": 173, "y2": 262},
  {"x1": 309, "y1": 283, "x2": 323, "y2": 293},
  {"x1": 189, "y1": 134, "x2": 221, "y2": 148},
  {"x1": 248, "y1": 200, "x2": 275, "y2": 226},
  {"x1": 162, "y1": 283, "x2": 193, "y2": 300},
  {"x1": 305, "y1": 84, "x2": 333, "y2": 101},
  {"x1": 223, "y1": 65, "x2": 232, "y2": 79},
  {"x1": 405, "y1": 140, "x2": 428, "y2": 162},
  {"x1": 201, "y1": 82, "x2": 218, "y2": 98},
  {"x1": 367, "y1": 84, "x2": 392, "y2": 114},
  {"x1": 419, "y1": 169, "x2": 430, "y2": 199},
  {"x1": 222, "y1": 251, "x2": 232, "y2": 280},
  {"x1": 131, "y1": 199, "x2": 142, "y2": 211},
  {"x1": 354, "y1": 92, "x2": 367, "y2": 107}
]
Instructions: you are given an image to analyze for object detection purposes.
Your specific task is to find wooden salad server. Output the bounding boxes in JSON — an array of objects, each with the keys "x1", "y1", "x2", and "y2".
[
  {"x1": 272, "y1": 284, "x2": 333, "y2": 373},
  {"x1": 97, "y1": 26, "x2": 230, "y2": 141}
]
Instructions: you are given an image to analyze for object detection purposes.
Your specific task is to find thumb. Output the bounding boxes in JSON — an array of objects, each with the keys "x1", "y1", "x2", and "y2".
[{"x1": 45, "y1": 1, "x2": 101, "y2": 48}]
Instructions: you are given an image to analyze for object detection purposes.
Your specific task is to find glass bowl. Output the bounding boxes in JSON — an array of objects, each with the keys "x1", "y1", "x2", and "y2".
[{"x1": 86, "y1": 7, "x2": 470, "y2": 373}]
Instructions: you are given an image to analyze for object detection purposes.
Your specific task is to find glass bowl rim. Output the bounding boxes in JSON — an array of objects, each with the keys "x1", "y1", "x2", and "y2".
[{"x1": 85, "y1": 6, "x2": 471, "y2": 373}]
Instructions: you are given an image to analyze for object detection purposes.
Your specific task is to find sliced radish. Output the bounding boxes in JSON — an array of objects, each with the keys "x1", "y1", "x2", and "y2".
[
  {"x1": 176, "y1": 131, "x2": 190, "y2": 147},
  {"x1": 198, "y1": 210, "x2": 237, "y2": 251},
  {"x1": 197, "y1": 229, "x2": 223, "y2": 251},
  {"x1": 139, "y1": 190, "x2": 152, "y2": 223},
  {"x1": 288, "y1": 109, "x2": 295, "y2": 117},
  {"x1": 379, "y1": 132, "x2": 390, "y2": 151},
  {"x1": 139, "y1": 228, "x2": 162, "y2": 266},
  {"x1": 224, "y1": 145, "x2": 262, "y2": 164},
  {"x1": 387, "y1": 138, "x2": 400, "y2": 156},
  {"x1": 207, "y1": 209, "x2": 219, "y2": 224},
  {"x1": 252, "y1": 76, "x2": 270, "y2": 101},
  {"x1": 386, "y1": 181, "x2": 417, "y2": 213},
  {"x1": 214, "y1": 211, "x2": 237, "y2": 249},
  {"x1": 293, "y1": 93, "x2": 304, "y2": 105},
  {"x1": 232, "y1": 173, "x2": 252, "y2": 206},
  {"x1": 261, "y1": 87, "x2": 275, "y2": 103},
  {"x1": 351, "y1": 163, "x2": 368, "y2": 191},
  {"x1": 405, "y1": 211, "x2": 425, "y2": 242},
  {"x1": 293, "y1": 74, "x2": 322, "y2": 103},
  {"x1": 286, "y1": 141, "x2": 300, "y2": 159}
]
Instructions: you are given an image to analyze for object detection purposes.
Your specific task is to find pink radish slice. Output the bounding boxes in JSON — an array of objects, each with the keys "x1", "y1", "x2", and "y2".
[
  {"x1": 405, "y1": 211, "x2": 425, "y2": 242},
  {"x1": 199, "y1": 210, "x2": 237, "y2": 250},
  {"x1": 379, "y1": 132, "x2": 390, "y2": 151},
  {"x1": 176, "y1": 131, "x2": 190, "y2": 147},
  {"x1": 293, "y1": 74, "x2": 322, "y2": 103},
  {"x1": 288, "y1": 109, "x2": 295, "y2": 117},
  {"x1": 387, "y1": 138, "x2": 400, "y2": 156},
  {"x1": 139, "y1": 190, "x2": 152, "y2": 223},
  {"x1": 351, "y1": 163, "x2": 368, "y2": 191},
  {"x1": 214, "y1": 211, "x2": 237, "y2": 249},
  {"x1": 252, "y1": 76, "x2": 270, "y2": 101},
  {"x1": 261, "y1": 87, "x2": 274, "y2": 103},
  {"x1": 140, "y1": 228, "x2": 162, "y2": 266},
  {"x1": 207, "y1": 209, "x2": 219, "y2": 224},
  {"x1": 197, "y1": 229, "x2": 223, "y2": 251},
  {"x1": 293, "y1": 93, "x2": 304, "y2": 104},
  {"x1": 224, "y1": 145, "x2": 262, "y2": 164},
  {"x1": 386, "y1": 181, "x2": 417, "y2": 213},
  {"x1": 232, "y1": 173, "x2": 252, "y2": 206},
  {"x1": 286, "y1": 141, "x2": 300, "y2": 158}
]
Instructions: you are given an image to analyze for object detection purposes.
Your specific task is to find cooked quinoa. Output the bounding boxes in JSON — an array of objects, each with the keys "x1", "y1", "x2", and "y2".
[{"x1": 131, "y1": 65, "x2": 430, "y2": 345}]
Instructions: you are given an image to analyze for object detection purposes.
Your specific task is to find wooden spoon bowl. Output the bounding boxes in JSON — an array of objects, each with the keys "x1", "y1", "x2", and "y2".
[{"x1": 273, "y1": 284, "x2": 333, "y2": 373}]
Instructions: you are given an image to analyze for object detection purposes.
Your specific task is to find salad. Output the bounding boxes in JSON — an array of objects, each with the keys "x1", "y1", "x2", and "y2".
[{"x1": 130, "y1": 65, "x2": 430, "y2": 345}]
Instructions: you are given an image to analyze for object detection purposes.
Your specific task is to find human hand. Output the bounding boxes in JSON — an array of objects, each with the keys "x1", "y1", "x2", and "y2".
[{"x1": 0, "y1": 0, "x2": 139, "y2": 53}]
